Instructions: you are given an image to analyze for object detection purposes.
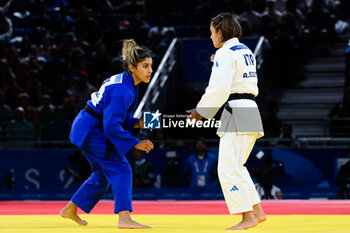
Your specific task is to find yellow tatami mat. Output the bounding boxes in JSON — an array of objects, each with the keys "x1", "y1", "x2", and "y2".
[{"x1": 0, "y1": 214, "x2": 349, "y2": 233}]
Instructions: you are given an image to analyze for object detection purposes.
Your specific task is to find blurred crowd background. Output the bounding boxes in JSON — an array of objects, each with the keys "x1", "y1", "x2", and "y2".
[
  {"x1": 1, "y1": 0, "x2": 350, "y2": 199},
  {"x1": 0, "y1": 0, "x2": 349, "y2": 144}
]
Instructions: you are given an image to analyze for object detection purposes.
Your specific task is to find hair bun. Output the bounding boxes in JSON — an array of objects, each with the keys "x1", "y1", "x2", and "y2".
[{"x1": 120, "y1": 39, "x2": 152, "y2": 73}]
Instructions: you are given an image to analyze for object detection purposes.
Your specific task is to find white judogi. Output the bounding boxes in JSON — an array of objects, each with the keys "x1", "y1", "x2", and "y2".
[{"x1": 196, "y1": 37, "x2": 264, "y2": 214}]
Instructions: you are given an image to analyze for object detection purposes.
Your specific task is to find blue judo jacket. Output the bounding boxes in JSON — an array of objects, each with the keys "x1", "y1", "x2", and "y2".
[{"x1": 69, "y1": 71, "x2": 140, "y2": 155}]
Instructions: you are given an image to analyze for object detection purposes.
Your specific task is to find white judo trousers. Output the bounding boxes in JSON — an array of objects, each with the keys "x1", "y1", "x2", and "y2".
[{"x1": 218, "y1": 132, "x2": 261, "y2": 214}]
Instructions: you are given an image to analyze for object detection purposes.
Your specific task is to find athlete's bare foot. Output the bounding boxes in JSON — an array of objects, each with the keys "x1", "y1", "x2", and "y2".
[
  {"x1": 118, "y1": 210, "x2": 151, "y2": 229},
  {"x1": 59, "y1": 201, "x2": 88, "y2": 226},
  {"x1": 253, "y1": 203, "x2": 267, "y2": 223},
  {"x1": 118, "y1": 219, "x2": 151, "y2": 229},
  {"x1": 226, "y1": 211, "x2": 258, "y2": 230}
]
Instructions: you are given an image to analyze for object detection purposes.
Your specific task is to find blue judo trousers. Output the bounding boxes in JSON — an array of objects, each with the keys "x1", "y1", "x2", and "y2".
[{"x1": 69, "y1": 71, "x2": 140, "y2": 213}]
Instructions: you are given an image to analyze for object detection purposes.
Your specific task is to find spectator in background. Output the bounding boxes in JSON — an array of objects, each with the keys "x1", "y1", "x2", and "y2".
[
  {"x1": 278, "y1": 123, "x2": 296, "y2": 147},
  {"x1": 336, "y1": 149, "x2": 350, "y2": 199},
  {"x1": 121, "y1": 0, "x2": 145, "y2": 16},
  {"x1": 252, "y1": 150, "x2": 285, "y2": 199},
  {"x1": 328, "y1": 88, "x2": 350, "y2": 136},
  {"x1": 126, "y1": 14, "x2": 150, "y2": 46},
  {"x1": 19, "y1": 36, "x2": 31, "y2": 58},
  {"x1": 20, "y1": 45, "x2": 45, "y2": 70},
  {"x1": 37, "y1": 35, "x2": 53, "y2": 61},
  {"x1": 71, "y1": 70, "x2": 95, "y2": 109},
  {"x1": 255, "y1": 183, "x2": 283, "y2": 199},
  {"x1": 53, "y1": 6, "x2": 75, "y2": 34},
  {"x1": 25, "y1": 69, "x2": 42, "y2": 106},
  {"x1": 131, "y1": 149, "x2": 156, "y2": 188},
  {"x1": 79, "y1": 18, "x2": 103, "y2": 55},
  {"x1": 186, "y1": 137, "x2": 217, "y2": 188},
  {"x1": 18, "y1": 92, "x2": 39, "y2": 122},
  {"x1": 108, "y1": 57, "x2": 124, "y2": 77},
  {"x1": 153, "y1": 129, "x2": 170, "y2": 149},
  {"x1": 42, "y1": 49, "x2": 68, "y2": 90},
  {"x1": 0, "y1": 88, "x2": 12, "y2": 124},
  {"x1": 1, "y1": 171, "x2": 15, "y2": 189},
  {"x1": 273, "y1": 0, "x2": 285, "y2": 12},
  {"x1": 106, "y1": 0, "x2": 145, "y2": 15},
  {"x1": 49, "y1": 75, "x2": 68, "y2": 106},
  {"x1": 30, "y1": 3, "x2": 51, "y2": 31},
  {"x1": 6, "y1": 46, "x2": 19, "y2": 74},
  {"x1": 3, "y1": 77, "x2": 21, "y2": 109},
  {"x1": 103, "y1": 16, "x2": 122, "y2": 56},
  {"x1": 304, "y1": 0, "x2": 334, "y2": 56},
  {"x1": 8, "y1": 0, "x2": 31, "y2": 17},
  {"x1": 0, "y1": 59, "x2": 14, "y2": 89},
  {"x1": 6, "y1": 106, "x2": 34, "y2": 140},
  {"x1": 14, "y1": 61, "x2": 30, "y2": 91},
  {"x1": 68, "y1": 47, "x2": 85, "y2": 75},
  {"x1": 58, "y1": 32, "x2": 78, "y2": 61},
  {"x1": 281, "y1": 0, "x2": 304, "y2": 30},
  {"x1": 260, "y1": 14, "x2": 277, "y2": 41},
  {"x1": 0, "y1": 7, "x2": 12, "y2": 40},
  {"x1": 196, "y1": 0, "x2": 215, "y2": 16},
  {"x1": 148, "y1": 16, "x2": 175, "y2": 49},
  {"x1": 62, "y1": 92, "x2": 78, "y2": 122},
  {"x1": 329, "y1": 88, "x2": 350, "y2": 117},
  {"x1": 220, "y1": 0, "x2": 240, "y2": 14},
  {"x1": 46, "y1": 105, "x2": 71, "y2": 141},
  {"x1": 262, "y1": 0, "x2": 281, "y2": 29},
  {"x1": 163, "y1": 151, "x2": 182, "y2": 187},
  {"x1": 270, "y1": 20, "x2": 302, "y2": 88},
  {"x1": 105, "y1": 0, "x2": 122, "y2": 11},
  {"x1": 263, "y1": 100, "x2": 281, "y2": 138},
  {"x1": 239, "y1": 0, "x2": 262, "y2": 36},
  {"x1": 38, "y1": 94, "x2": 55, "y2": 138}
]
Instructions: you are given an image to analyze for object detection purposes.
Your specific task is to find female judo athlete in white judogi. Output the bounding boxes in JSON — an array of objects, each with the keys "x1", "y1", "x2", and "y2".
[
  {"x1": 60, "y1": 39, "x2": 154, "y2": 229},
  {"x1": 187, "y1": 13, "x2": 267, "y2": 230}
]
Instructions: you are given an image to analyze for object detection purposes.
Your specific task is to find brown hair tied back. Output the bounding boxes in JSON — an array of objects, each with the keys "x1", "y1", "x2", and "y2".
[
  {"x1": 210, "y1": 13, "x2": 242, "y2": 42},
  {"x1": 121, "y1": 39, "x2": 152, "y2": 73}
]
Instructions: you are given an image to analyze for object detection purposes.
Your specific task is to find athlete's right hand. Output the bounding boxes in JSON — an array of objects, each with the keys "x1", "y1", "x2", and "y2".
[
  {"x1": 210, "y1": 54, "x2": 215, "y2": 62},
  {"x1": 135, "y1": 140, "x2": 154, "y2": 153}
]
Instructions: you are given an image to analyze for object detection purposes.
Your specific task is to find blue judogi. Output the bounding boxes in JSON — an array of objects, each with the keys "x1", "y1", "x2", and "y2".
[{"x1": 69, "y1": 71, "x2": 140, "y2": 213}]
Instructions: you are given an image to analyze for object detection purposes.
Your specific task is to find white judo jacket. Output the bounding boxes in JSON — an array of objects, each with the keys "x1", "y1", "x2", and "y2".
[{"x1": 196, "y1": 37, "x2": 264, "y2": 137}]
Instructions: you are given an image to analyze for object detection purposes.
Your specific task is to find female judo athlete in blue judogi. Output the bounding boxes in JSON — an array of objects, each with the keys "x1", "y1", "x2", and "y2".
[{"x1": 60, "y1": 39, "x2": 154, "y2": 229}]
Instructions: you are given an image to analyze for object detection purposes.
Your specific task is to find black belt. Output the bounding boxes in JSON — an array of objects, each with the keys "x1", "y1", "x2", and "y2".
[
  {"x1": 228, "y1": 93, "x2": 255, "y2": 101},
  {"x1": 84, "y1": 104, "x2": 102, "y2": 121},
  {"x1": 84, "y1": 104, "x2": 113, "y2": 159},
  {"x1": 224, "y1": 93, "x2": 256, "y2": 113}
]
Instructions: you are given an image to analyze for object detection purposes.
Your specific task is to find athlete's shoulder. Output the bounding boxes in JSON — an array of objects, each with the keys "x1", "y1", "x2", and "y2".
[
  {"x1": 103, "y1": 72, "x2": 124, "y2": 86},
  {"x1": 215, "y1": 46, "x2": 233, "y2": 59},
  {"x1": 228, "y1": 43, "x2": 250, "y2": 52}
]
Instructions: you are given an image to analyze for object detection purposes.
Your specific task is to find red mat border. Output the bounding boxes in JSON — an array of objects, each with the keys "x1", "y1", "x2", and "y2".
[{"x1": 1, "y1": 200, "x2": 350, "y2": 215}]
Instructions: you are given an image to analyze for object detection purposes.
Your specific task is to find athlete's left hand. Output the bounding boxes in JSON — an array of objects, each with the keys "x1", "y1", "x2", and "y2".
[
  {"x1": 186, "y1": 109, "x2": 203, "y2": 122},
  {"x1": 135, "y1": 118, "x2": 143, "y2": 128}
]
